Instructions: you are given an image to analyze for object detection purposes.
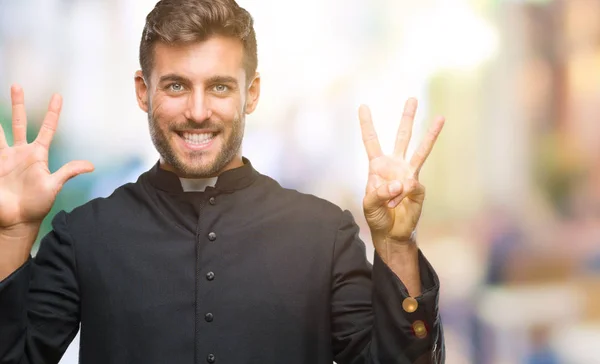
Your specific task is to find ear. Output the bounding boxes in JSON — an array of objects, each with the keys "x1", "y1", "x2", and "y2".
[
  {"x1": 134, "y1": 70, "x2": 149, "y2": 113},
  {"x1": 244, "y1": 72, "x2": 261, "y2": 115}
]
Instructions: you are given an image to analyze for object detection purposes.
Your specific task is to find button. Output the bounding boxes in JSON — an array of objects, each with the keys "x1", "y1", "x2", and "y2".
[
  {"x1": 205, "y1": 313, "x2": 214, "y2": 322},
  {"x1": 208, "y1": 232, "x2": 217, "y2": 241},
  {"x1": 207, "y1": 354, "x2": 216, "y2": 363},
  {"x1": 209, "y1": 197, "x2": 216, "y2": 205},
  {"x1": 402, "y1": 297, "x2": 418, "y2": 313},
  {"x1": 412, "y1": 320, "x2": 427, "y2": 339},
  {"x1": 206, "y1": 271, "x2": 215, "y2": 281}
]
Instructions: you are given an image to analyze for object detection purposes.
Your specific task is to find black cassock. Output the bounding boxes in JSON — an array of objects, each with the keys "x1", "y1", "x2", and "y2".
[{"x1": 0, "y1": 159, "x2": 444, "y2": 364}]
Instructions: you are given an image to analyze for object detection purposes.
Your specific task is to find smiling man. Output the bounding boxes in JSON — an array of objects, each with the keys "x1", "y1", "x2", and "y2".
[{"x1": 0, "y1": 0, "x2": 445, "y2": 363}]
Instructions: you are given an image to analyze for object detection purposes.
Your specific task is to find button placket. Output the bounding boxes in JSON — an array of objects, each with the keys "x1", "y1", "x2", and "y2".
[{"x1": 204, "y1": 197, "x2": 218, "y2": 363}]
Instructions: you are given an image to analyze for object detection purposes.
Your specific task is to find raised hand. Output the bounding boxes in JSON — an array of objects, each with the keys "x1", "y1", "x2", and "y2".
[
  {"x1": 0, "y1": 85, "x2": 94, "y2": 230},
  {"x1": 359, "y1": 98, "x2": 444, "y2": 250}
]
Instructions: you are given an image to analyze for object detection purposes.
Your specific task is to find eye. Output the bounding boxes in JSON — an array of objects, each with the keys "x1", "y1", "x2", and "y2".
[
  {"x1": 213, "y1": 84, "x2": 229, "y2": 93},
  {"x1": 168, "y1": 83, "x2": 184, "y2": 92}
]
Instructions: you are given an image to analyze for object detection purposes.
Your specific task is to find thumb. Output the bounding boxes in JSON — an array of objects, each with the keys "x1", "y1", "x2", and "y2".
[
  {"x1": 363, "y1": 180, "x2": 403, "y2": 213},
  {"x1": 52, "y1": 160, "x2": 95, "y2": 189}
]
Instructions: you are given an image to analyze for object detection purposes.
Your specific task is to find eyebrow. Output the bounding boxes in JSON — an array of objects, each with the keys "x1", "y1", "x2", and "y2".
[
  {"x1": 157, "y1": 74, "x2": 239, "y2": 87},
  {"x1": 158, "y1": 74, "x2": 190, "y2": 84},
  {"x1": 205, "y1": 75, "x2": 239, "y2": 86}
]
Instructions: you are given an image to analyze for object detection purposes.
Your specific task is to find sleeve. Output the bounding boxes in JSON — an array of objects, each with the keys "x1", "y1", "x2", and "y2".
[
  {"x1": 0, "y1": 211, "x2": 81, "y2": 364},
  {"x1": 331, "y1": 210, "x2": 444, "y2": 364}
]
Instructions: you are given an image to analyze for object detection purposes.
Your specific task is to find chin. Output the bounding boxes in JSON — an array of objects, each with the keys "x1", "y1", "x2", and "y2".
[{"x1": 180, "y1": 156, "x2": 224, "y2": 178}]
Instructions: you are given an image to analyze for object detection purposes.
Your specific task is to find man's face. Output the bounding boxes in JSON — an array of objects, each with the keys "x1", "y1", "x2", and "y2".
[{"x1": 135, "y1": 35, "x2": 260, "y2": 178}]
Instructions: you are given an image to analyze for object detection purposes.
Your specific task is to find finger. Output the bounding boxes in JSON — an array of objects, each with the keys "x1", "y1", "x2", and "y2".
[
  {"x1": 364, "y1": 180, "x2": 403, "y2": 212},
  {"x1": 410, "y1": 116, "x2": 445, "y2": 175},
  {"x1": 387, "y1": 179, "x2": 424, "y2": 208},
  {"x1": 52, "y1": 160, "x2": 95, "y2": 189},
  {"x1": 0, "y1": 124, "x2": 8, "y2": 149},
  {"x1": 34, "y1": 94, "x2": 63, "y2": 149},
  {"x1": 11, "y1": 84, "x2": 27, "y2": 145},
  {"x1": 358, "y1": 104, "x2": 383, "y2": 161},
  {"x1": 393, "y1": 98, "x2": 418, "y2": 157}
]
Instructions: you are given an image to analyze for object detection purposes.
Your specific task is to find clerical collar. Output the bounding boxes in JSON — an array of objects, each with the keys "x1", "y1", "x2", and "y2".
[
  {"x1": 146, "y1": 157, "x2": 259, "y2": 193},
  {"x1": 179, "y1": 177, "x2": 218, "y2": 192}
]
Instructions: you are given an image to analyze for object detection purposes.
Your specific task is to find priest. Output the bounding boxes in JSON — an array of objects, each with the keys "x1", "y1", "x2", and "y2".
[{"x1": 0, "y1": 0, "x2": 446, "y2": 363}]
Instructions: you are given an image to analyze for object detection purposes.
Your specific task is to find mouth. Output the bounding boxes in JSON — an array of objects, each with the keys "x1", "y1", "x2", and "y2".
[{"x1": 176, "y1": 131, "x2": 219, "y2": 151}]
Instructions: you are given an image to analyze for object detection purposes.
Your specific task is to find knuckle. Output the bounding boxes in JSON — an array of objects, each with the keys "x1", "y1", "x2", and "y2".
[
  {"x1": 362, "y1": 133, "x2": 377, "y2": 141},
  {"x1": 42, "y1": 123, "x2": 56, "y2": 133}
]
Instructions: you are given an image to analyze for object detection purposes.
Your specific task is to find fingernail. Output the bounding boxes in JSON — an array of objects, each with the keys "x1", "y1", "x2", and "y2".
[
  {"x1": 388, "y1": 200, "x2": 397, "y2": 208},
  {"x1": 358, "y1": 104, "x2": 370, "y2": 118},
  {"x1": 51, "y1": 95, "x2": 61, "y2": 109}
]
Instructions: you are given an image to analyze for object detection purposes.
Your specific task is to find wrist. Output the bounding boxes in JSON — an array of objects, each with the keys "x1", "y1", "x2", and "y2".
[
  {"x1": 385, "y1": 230, "x2": 417, "y2": 247},
  {"x1": 373, "y1": 234, "x2": 419, "y2": 264},
  {"x1": 0, "y1": 222, "x2": 42, "y2": 239},
  {"x1": 0, "y1": 223, "x2": 40, "y2": 281}
]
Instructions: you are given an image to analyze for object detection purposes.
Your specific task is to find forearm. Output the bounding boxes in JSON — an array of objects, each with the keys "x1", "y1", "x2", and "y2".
[
  {"x1": 374, "y1": 236, "x2": 421, "y2": 297},
  {"x1": 0, "y1": 224, "x2": 39, "y2": 281},
  {"x1": 1, "y1": 212, "x2": 81, "y2": 364},
  {"x1": 331, "y1": 211, "x2": 444, "y2": 363},
  {"x1": 0, "y1": 234, "x2": 34, "y2": 364},
  {"x1": 369, "y1": 249, "x2": 444, "y2": 363}
]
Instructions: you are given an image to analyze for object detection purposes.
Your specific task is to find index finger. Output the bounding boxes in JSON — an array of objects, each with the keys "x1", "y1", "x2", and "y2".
[
  {"x1": 410, "y1": 116, "x2": 445, "y2": 175},
  {"x1": 358, "y1": 104, "x2": 383, "y2": 161},
  {"x1": 11, "y1": 84, "x2": 27, "y2": 145}
]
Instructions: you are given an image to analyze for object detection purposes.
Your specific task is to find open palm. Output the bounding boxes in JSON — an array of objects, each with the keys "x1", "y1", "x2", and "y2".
[{"x1": 0, "y1": 85, "x2": 94, "y2": 229}]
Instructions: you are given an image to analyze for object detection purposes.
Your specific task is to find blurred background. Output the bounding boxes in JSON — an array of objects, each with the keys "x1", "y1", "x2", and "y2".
[{"x1": 1, "y1": 0, "x2": 599, "y2": 363}]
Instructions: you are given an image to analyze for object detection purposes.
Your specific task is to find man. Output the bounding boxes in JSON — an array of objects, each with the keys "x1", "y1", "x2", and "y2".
[{"x1": 0, "y1": 0, "x2": 446, "y2": 363}]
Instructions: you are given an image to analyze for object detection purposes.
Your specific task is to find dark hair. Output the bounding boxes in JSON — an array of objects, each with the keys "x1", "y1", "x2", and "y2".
[{"x1": 139, "y1": 0, "x2": 257, "y2": 83}]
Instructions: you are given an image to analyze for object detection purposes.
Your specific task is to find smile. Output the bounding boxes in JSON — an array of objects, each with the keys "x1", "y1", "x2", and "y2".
[
  {"x1": 175, "y1": 130, "x2": 219, "y2": 151},
  {"x1": 181, "y1": 133, "x2": 215, "y2": 145},
  {"x1": 180, "y1": 132, "x2": 216, "y2": 146}
]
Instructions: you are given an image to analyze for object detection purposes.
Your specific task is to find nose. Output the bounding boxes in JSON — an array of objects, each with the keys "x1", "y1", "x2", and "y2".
[{"x1": 185, "y1": 90, "x2": 212, "y2": 123}]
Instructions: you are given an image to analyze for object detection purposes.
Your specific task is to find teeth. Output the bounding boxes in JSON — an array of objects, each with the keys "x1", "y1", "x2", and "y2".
[{"x1": 182, "y1": 132, "x2": 214, "y2": 145}]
